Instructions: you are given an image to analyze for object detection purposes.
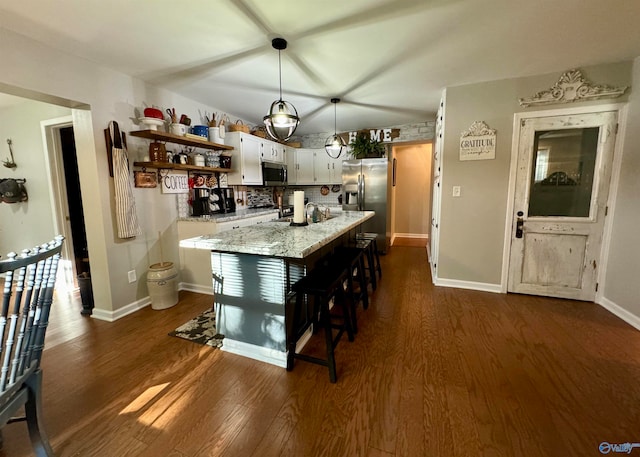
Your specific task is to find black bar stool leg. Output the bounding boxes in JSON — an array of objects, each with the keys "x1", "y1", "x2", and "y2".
[{"x1": 320, "y1": 301, "x2": 338, "y2": 383}]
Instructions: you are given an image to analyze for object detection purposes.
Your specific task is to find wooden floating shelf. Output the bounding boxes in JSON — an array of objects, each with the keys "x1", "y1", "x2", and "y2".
[
  {"x1": 133, "y1": 162, "x2": 232, "y2": 173},
  {"x1": 129, "y1": 130, "x2": 234, "y2": 151}
]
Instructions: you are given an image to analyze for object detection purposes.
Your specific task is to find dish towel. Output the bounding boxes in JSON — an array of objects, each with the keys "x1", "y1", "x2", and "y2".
[{"x1": 110, "y1": 121, "x2": 141, "y2": 239}]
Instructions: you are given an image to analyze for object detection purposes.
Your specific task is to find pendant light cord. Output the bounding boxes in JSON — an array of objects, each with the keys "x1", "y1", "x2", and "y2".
[{"x1": 278, "y1": 50, "x2": 283, "y2": 101}]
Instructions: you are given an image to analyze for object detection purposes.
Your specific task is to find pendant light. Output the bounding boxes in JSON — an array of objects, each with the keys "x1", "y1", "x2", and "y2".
[
  {"x1": 325, "y1": 98, "x2": 347, "y2": 159},
  {"x1": 263, "y1": 38, "x2": 299, "y2": 142}
]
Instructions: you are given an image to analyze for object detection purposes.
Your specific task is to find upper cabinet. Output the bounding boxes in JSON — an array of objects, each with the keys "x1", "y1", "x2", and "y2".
[
  {"x1": 225, "y1": 132, "x2": 263, "y2": 185},
  {"x1": 287, "y1": 148, "x2": 345, "y2": 185},
  {"x1": 313, "y1": 150, "x2": 343, "y2": 185},
  {"x1": 262, "y1": 141, "x2": 286, "y2": 164},
  {"x1": 287, "y1": 148, "x2": 315, "y2": 185}
]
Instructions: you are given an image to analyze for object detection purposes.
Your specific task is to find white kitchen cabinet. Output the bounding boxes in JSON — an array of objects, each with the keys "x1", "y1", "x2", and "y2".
[
  {"x1": 177, "y1": 210, "x2": 279, "y2": 291},
  {"x1": 313, "y1": 150, "x2": 343, "y2": 184},
  {"x1": 216, "y1": 211, "x2": 279, "y2": 232},
  {"x1": 288, "y1": 148, "x2": 315, "y2": 184},
  {"x1": 225, "y1": 132, "x2": 263, "y2": 185},
  {"x1": 262, "y1": 141, "x2": 286, "y2": 164}
]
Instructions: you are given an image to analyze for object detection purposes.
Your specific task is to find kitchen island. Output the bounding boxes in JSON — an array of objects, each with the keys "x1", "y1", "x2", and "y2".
[{"x1": 179, "y1": 210, "x2": 374, "y2": 366}]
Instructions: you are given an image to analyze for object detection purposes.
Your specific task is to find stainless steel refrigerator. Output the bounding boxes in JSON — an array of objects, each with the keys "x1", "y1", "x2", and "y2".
[{"x1": 342, "y1": 158, "x2": 391, "y2": 253}]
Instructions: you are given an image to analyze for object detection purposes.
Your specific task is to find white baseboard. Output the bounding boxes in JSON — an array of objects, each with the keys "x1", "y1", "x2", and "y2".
[
  {"x1": 598, "y1": 296, "x2": 640, "y2": 331},
  {"x1": 393, "y1": 232, "x2": 429, "y2": 239},
  {"x1": 219, "y1": 327, "x2": 313, "y2": 368},
  {"x1": 220, "y1": 339, "x2": 287, "y2": 367},
  {"x1": 91, "y1": 296, "x2": 151, "y2": 322},
  {"x1": 179, "y1": 282, "x2": 214, "y2": 295},
  {"x1": 433, "y1": 277, "x2": 502, "y2": 294},
  {"x1": 91, "y1": 283, "x2": 212, "y2": 322}
]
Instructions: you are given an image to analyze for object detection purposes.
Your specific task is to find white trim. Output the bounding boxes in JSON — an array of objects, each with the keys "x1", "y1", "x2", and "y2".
[
  {"x1": 393, "y1": 232, "x2": 429, "y2": 239},
  {"x1": 502, "y1": 103, "x2": 627, "y2": 295},
  {"x1": 433, "y1": 278, "x2": 502, "y2": 294},
  {"x1": 220, "y1": 327, "x2": 312, "y2": 368},
  {"x1": 91, "y1": 297, "x2": 151, "y2": 322},
  {"x1": 41, "y1": 116, "x2": 75, "y2": 290},
  {"x1": 430, "y1": 89, "x2": 446, "y2": 285},
  {"x1": 178, "y1": 282, "x2": 214, "y2": 295},
  {"x1": 89, "y1": 282, "x2": 212, "y2": 322},
  {"x1": 595, "y1": 105, "x2": 628, "y2": 303},
  {"x1": 598, "y1": 296, "x2": 640, "y2": 332}
]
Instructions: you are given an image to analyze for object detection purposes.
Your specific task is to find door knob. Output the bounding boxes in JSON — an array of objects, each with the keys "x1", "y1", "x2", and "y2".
[{"x1": 515, "y1": 211, "x2": 524, "y2": 238}]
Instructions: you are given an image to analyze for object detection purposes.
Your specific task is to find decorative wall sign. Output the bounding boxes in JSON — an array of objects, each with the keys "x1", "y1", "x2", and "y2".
[
  {"x1": 459, "y1": 121, "x2": 496, "y2": 161},
  {"x1": 134, "y1": 171, "x2": 157, "y2": 188},
  {"x1": 161, "y1": 170, "x2": 189, "y2": 194},
  {"x1": 338, "y1": 128, "x2": 400, "y2": 144},
  {"x1": 519, "y1": 69, "x2": 628, "y2": 107}
]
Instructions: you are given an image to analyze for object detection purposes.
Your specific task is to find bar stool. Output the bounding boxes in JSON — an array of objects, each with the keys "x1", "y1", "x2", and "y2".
[
  {"x1": 348, "y1": 237, "x2": 377, "y2": 291},
  {"x1": 333, "y1": 246, "x2": 370, "y2": 313},
  {"x1": 287, "y1": 264, "x2": 355, "y2": 383},
  {"x1": 356, "y1": 232, "x2": 382, "y2": 282}
]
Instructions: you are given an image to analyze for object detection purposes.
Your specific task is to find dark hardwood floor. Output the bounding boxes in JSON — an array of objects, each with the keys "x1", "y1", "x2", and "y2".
[{"x1": 2, "y1": 247, "x2": 640, "y2": 456}]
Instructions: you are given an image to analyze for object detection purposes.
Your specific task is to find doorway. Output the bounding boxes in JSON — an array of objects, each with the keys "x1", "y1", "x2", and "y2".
[
  {"x1": 389, "y1": 142, "x2": 432, "y2": 247},
  {"x1": 43, "y1": 118, "x2": 89, "y2": 292},
  {"x1": 507, "y1": 109, "x2": 619, "y2": 301}
]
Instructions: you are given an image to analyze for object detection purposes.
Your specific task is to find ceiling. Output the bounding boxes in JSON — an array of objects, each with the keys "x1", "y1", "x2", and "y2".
[{"x1": 2, "y1": 0, "x2": 640, "y2": 136}]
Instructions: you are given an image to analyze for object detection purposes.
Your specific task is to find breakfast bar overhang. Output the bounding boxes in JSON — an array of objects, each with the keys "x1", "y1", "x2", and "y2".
[{"x1": 179, "y1": 210, "x2": 374, "y2": 366}]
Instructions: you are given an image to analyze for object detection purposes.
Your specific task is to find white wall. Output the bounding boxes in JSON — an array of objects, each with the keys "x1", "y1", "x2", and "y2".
[
  {"x1": 0, "y1": 100, "x2": 71, "y2": 253},
  {"x1": 0, "y1": 27, "x2": 246, "y2": 320},
  {"x1": 603, "y1": 56, "x2": 640, "y2": 318},
  {"x1": 439, "y1": 61, "x2": 633, "y2": 288}
]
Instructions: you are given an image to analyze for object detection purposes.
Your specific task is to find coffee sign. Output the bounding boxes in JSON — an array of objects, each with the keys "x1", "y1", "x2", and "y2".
[
  {"x1": 161, "y1": 170, "x2": 189, "y2": 194},
  {"x1": 459, "y1": 121, "x2": 496, "y2": 161}
]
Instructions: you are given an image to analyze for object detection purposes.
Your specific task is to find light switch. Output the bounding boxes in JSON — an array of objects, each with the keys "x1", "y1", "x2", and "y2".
[{"x1": 452, "y1": 186, "x2": 461, "y2": 197}]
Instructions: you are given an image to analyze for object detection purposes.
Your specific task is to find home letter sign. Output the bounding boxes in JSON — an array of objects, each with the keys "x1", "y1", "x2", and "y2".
[
  {"x1": 459, "y1": 121, "x2": 496, "y2": 161},
  {"x1": 343, "y1": 128, "x2": 400, "y2": 144}
]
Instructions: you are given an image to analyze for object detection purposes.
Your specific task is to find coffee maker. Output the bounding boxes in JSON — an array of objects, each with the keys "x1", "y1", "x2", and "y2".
[
  {"x1": 192, "y1": 188, "x2": 211, "y2": 216},
  {"x1": 212, "y1": 187, "x2": 236, "y2": 213}
]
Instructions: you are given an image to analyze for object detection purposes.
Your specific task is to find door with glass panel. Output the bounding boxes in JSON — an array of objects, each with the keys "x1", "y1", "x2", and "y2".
[{"x1": 508, "y1": 111, "x2": 617, "y2": 300}]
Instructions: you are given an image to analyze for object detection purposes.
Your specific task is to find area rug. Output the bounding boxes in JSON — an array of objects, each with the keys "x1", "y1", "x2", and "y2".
[{"x1": 168, "y1": 309, "x2": 224, "y2": 348}]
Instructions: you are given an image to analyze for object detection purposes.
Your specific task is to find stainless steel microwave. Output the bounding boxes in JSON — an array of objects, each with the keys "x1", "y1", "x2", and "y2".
[{"x1": 262, "y1": 162, "x2": 288, "y2": 186}]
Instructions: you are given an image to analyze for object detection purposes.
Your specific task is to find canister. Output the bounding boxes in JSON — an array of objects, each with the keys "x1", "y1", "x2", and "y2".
[{"x1": 147, "y1": 262, "x2": 178, "y2": 310}]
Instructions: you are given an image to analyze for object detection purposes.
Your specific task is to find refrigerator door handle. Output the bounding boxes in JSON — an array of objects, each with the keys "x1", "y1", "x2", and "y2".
[
  {"x1": 356, "y1": 174, "x2": 362, "y2": 210},
  {"x1": 360, "y1": 173, "x2": 365, "y2": 210}
]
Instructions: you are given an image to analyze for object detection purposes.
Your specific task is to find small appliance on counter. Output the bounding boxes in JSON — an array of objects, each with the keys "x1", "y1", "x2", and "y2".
[
  {"x1": 192, "y1": 188, "x2": 211, "y2": 217},
  {"x1": 212, "y1": 187, "x2": 236, "y2": 214}
]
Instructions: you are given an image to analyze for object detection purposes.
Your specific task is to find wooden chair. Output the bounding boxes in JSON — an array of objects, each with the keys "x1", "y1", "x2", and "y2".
[{"x1": 0, "y1": 236, "x2": 64, "y2": 457}]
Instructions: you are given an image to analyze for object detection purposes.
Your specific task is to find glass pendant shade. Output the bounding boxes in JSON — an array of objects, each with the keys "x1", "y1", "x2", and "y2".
[
  {"x1": 325, "y1": 133, "x2": 347, "y2": 159},
  {"x1": 264, "y1": 99, "x2": 299, "y2": 142},
  {"x1": 264, "y1": 38, "x2": 299, "y2": 142},
  {"x1": 325, "y1": 97, "x2": 346, "y2": 158}
]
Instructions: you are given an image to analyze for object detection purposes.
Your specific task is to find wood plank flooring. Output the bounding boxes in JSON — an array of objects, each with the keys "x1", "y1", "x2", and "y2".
[{"x1": 2, "y1": 246, "x2": 640, "y2": 456}]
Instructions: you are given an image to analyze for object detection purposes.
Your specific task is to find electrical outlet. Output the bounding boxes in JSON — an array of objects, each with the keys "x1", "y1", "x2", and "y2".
[
  {"x1": 128, "y1": 270, "x2": 137, "y2": 283},
  {"x1": 452, "y1": 185, "x2": 461, "y2": 197}
]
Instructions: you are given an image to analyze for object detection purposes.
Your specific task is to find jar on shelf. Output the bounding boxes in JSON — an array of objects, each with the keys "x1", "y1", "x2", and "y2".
[{"x1": 205, "y1": 151, "x2": 221, "y2": 168}]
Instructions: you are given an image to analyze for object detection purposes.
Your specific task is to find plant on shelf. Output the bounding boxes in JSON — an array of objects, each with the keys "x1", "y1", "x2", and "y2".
[{"x1": 348, "y1": 132, "x2": 386, "y2": 159}]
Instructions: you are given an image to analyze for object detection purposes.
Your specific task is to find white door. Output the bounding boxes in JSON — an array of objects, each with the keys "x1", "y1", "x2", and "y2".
[{"x1": 508, "y1": 111, "x2": 618, "y2": 301}]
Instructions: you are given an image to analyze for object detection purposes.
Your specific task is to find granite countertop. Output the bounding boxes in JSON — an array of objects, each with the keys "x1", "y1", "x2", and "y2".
[
  {"x1": 178, "y1": 207, "x2": 279, "y2": 223},
  {"x1": 179, "y1": 210, "x2": 374, "y2": 258}
]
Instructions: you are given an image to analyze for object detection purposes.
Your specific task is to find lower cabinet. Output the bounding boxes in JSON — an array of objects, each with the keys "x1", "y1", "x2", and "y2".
[{"x1": 177, "y1": 211, "x2": 279, "y2": 292}]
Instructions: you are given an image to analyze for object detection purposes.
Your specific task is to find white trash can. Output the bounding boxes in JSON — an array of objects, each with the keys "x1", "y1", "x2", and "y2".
[{"x1": 147, "y1": 262, "x2": 178, "y2": 310}]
